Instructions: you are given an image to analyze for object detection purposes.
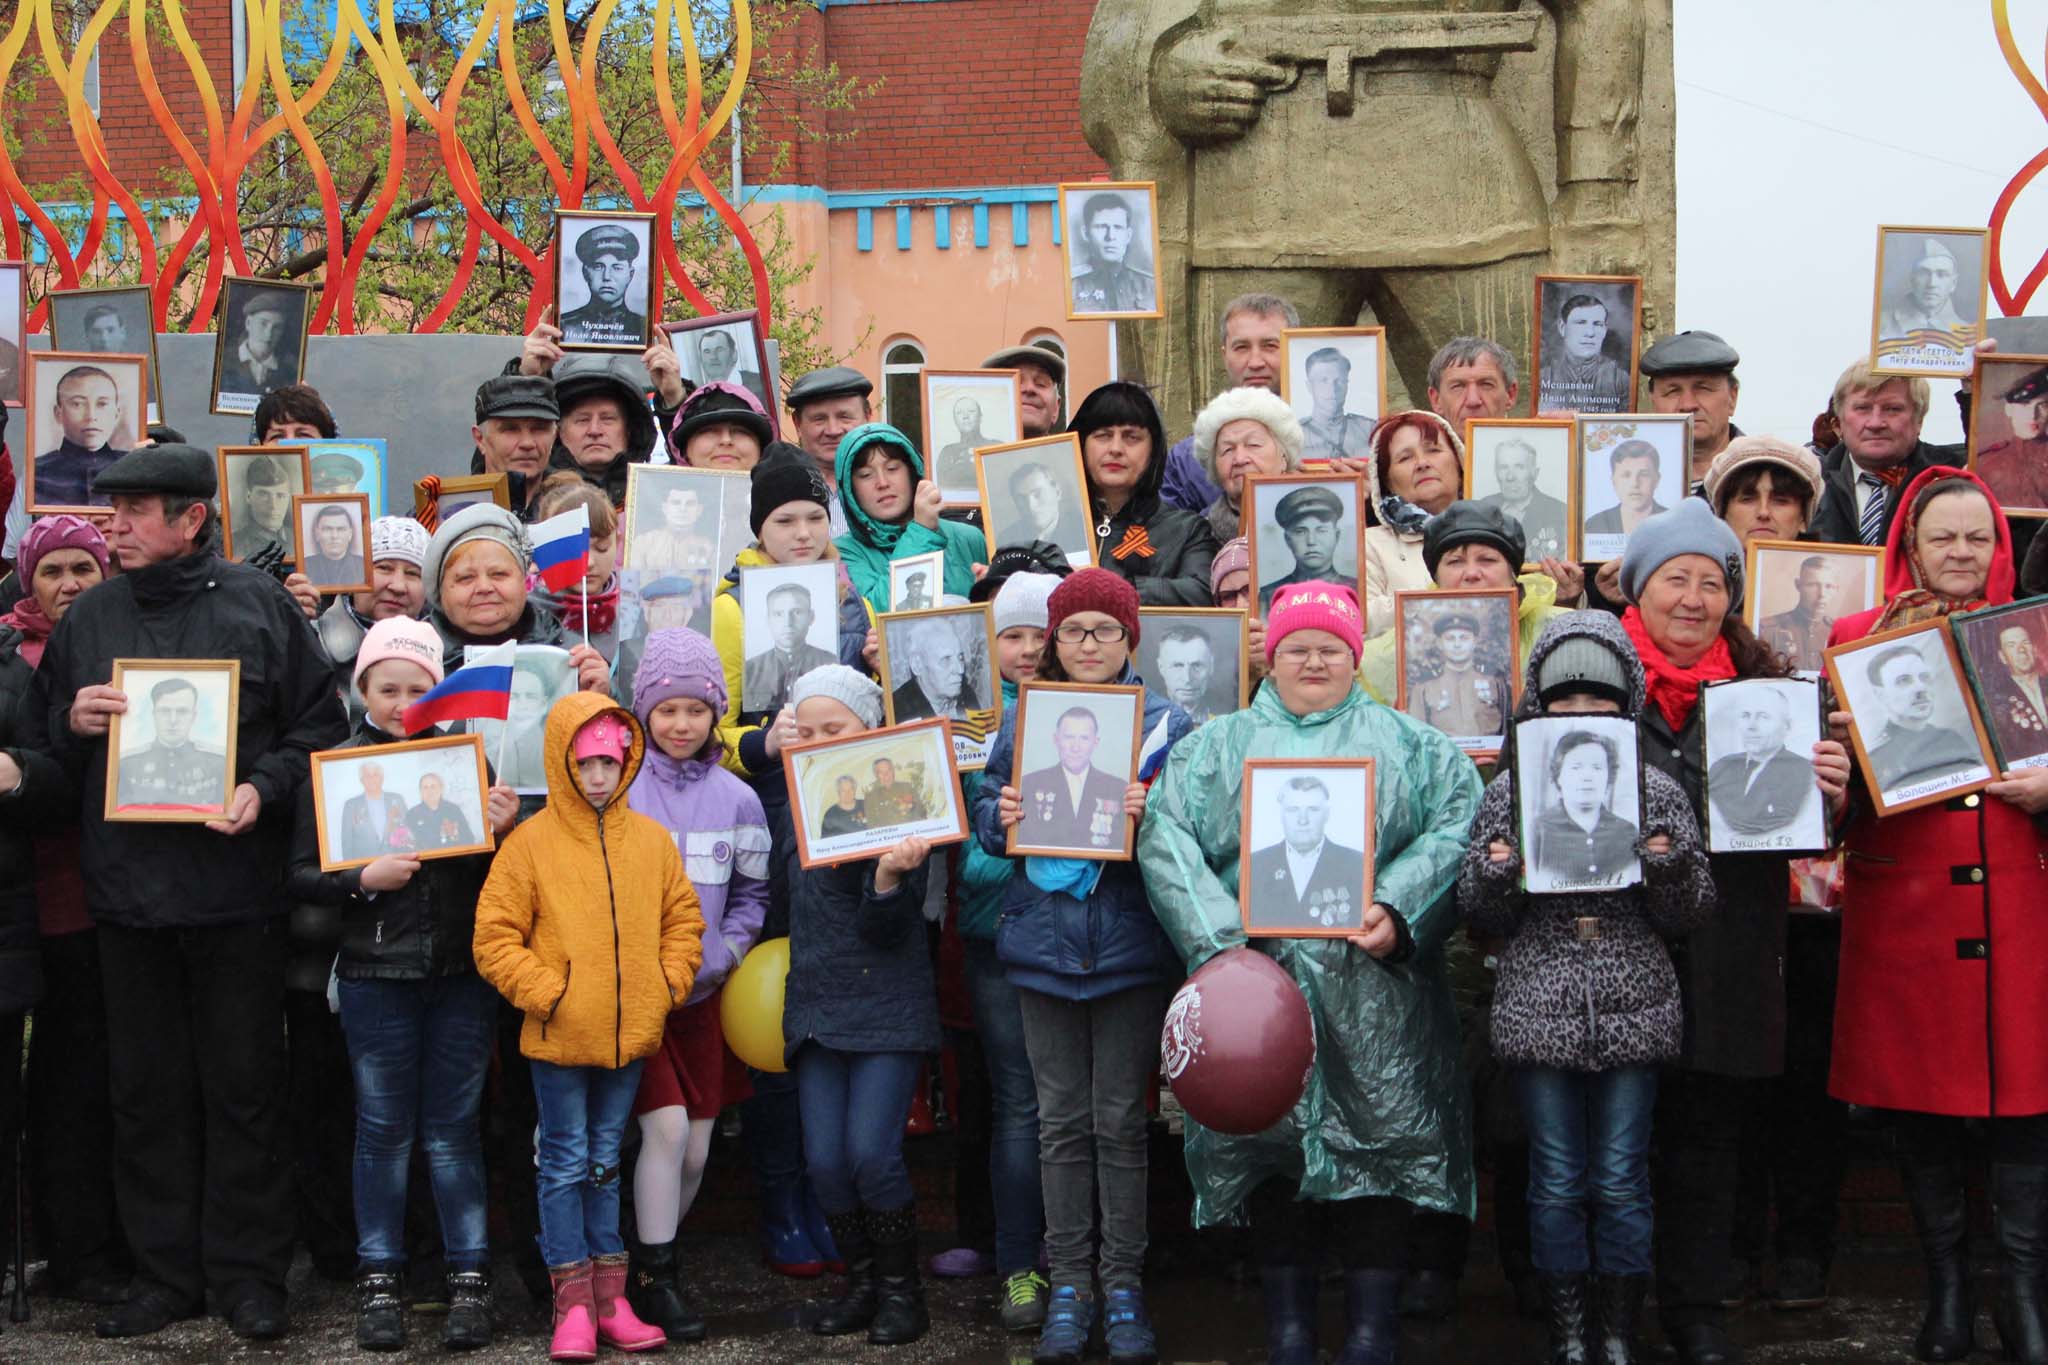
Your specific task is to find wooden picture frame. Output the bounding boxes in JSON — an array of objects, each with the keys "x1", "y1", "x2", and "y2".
[
  {"x1": 1136, "y1": 607, "x2": 1250, "y2": 721},
  {"x1": 1243, "y1": 470, "x2": 1367, "y2": 615},
  {"x1": 1699, "y1": 676, "x2": 1830, "y2": 855},
  {"x1": 1966, "y1": 351, "x2": 2048, "y2": 517},
  {"x1": 1279, "y1": 327, "x2": 1388, "y2": 462},
  {"x1": 876, "y1": 603, "x2": 1002, "y2": 770},
  {"x1": 48, "y1": 283, "x2": 165, "y2": 424},
  {"x1": 413, "y1": 473, "x2": 511, "y2": 524},
  {"x1": 1871, "y1": 224, "x2": 1990, "y2": 379},
  {"x1": 22, "y1": 350, "x2": 149, "y2": 514},
  {"x1": 1393, "y1": 587, "x2": 1520, "y2": 760},
  {"x1": 0, "y1": 260, "x2": 23, "y2": 407},
  {"x1": 1238, "y1": 757, "x2": 1376, "y2": 938},
  {"x1": 1531, "y1": 274, "x2": 1643, "y2": 416},
  {"x1": 1950, "y1": 598, "x2": 2048, "y2": 774},
  {"x1": 104, "y1": 658, "x2": 241, "y2": 823},
  {"x1": 922, "y1": 368, "x2": 1024, "y2": 504},
  {"x1": 1057, "y1": 181, "x2": 1164, "y2": 321},
  {"x1": 1742, "y1": 539, "x2": 1885, "y2": 675},
  {"x1": 1006, "y1": 681, "x2": 1145, "y2": 861},
  {"x1": 659, "y1": 308, "x2": 778, "y2": 434},
  {"x1": 218, "y1": 445, "x2": 312, "y2": 566},
  {"x1": 211, "y1": 276, "x2": 314, "y2": 416},
  {"x1": 1513, "y1": 713, "x2": 1646, "y2": 894},
  {"x1": 310, "y1": 733, "x2": 496, "y2": 872},
  {"x1": 782, "y1": 718, "x2": 970, "y2": 869},
  {"x1": 1462, "y1": 418, "x2": 1578, "y2": 564},
  {"x1": 554, "y1": 209, "x2": 657, "y2": 353},
  {"x1": 974, "y1": 432, "x2": 1096, "y2": 568},
  {"x1": 1824, "y1": 619, "x2": 2000, "y2": 817},
  {"x1": 293, "y1": 492, "x2": 374, "y2": 595}
]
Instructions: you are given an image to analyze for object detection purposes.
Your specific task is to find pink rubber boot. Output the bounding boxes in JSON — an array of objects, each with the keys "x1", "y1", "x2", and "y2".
[
  {"x1": 593, "y1": 1253, "x2": 667, "y2": 1352},
  {"x1": 548, "y1": 1261, "x2": 597, "y2": 1363}
]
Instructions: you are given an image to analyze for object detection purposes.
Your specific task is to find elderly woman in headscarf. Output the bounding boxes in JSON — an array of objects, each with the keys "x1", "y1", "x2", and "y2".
[{"x1": 1191, "y1": 388, "x2": 1303, "y2": 544}]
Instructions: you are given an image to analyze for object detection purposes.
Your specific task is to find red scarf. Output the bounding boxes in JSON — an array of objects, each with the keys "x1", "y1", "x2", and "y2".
[{"x1": 1621, "y1": 606, "x2": 1735, "y2": 731}]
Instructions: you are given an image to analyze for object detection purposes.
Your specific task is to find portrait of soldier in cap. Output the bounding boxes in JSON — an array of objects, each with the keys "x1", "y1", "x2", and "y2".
[
  {"x1": 213, "y1": 279, "x2": 310, "y2": 413},
  {"x1": 1063, "y1": 186, "x2": 1159, "y2": 318},
  {"x1": 557, "y1": 214, "x2": 652, "y2": 349},
  {"x1": 309, "y1": 448, "x2": 366, "y2": 496},
  {"x1": 223, "y1": 448, "x2": 307, "y2": 563},
  {"x1": 1252, "y1": 479, "x2": 1360, "y2": 613},
  {"x1": 1874, "y1": 228, "x2": 1985, "y2": 376},
  {"x1": 28, "y1": 354, "x2": 142, "y2": 510},
  {"x1": 1972, "y1": 360, "x2": 2048, "y2": 512},
  {"x1": 111, "y1": 672, "x2": 232, "y2": 816},
  {"x1": 1400, "y1": 598, "x2": 1515, "y2": 750}
]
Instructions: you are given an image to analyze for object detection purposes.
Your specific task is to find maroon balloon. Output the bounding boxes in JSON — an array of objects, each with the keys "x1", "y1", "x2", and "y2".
[{"x1": 1161, "y1": 947, "x2": 1315, "y2": 1136}]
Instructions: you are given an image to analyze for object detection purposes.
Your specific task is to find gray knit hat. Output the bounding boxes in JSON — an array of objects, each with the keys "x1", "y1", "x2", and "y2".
[
  {"x1": 992, "y1": 572, "x2": 1060, "y2": 637},
  {"x1": 1536, "y1": 634, "x2": 1632, "y2": 709},
  {"x1": 425, "y1": 503, "x2": 530, "y2": 609},
  {"x1": 788, "y1": 663, "x2": 884, "y2": 728},
  {"x1": 1616, "y1": 496, "x2": 1745, "y2": 610}
]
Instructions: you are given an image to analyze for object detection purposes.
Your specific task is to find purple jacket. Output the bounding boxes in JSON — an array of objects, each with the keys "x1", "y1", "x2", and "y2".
[{"x1": 628, "y1": 744, "x2": 771, "y2": 1004}]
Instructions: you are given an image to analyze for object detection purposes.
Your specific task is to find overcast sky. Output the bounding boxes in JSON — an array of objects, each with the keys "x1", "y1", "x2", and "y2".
[{"x1": 1674, "y1": 0, "x2": 2048, "y2": 444}]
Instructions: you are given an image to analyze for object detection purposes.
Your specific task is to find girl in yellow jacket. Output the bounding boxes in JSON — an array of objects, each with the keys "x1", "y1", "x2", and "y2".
[{"x1": 473, "y1": 692, "x2": 705, "y2": 1361}]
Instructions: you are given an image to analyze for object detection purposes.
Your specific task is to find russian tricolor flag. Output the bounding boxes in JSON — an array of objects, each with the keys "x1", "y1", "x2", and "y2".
[
  {"x1": 530, "y1": 506, "x2": 592, "y2": 593},
  {"x1": 402, "y1": 641, "x2": 517, "y2": 736}
]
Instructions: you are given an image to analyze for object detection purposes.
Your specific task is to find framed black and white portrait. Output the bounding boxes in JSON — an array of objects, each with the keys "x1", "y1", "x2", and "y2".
[
  {"x1": 294, "y1": 493, "x2": 372, "y2": 595},
  {"x1": 1744, "y1": 540, "x2": 1884, "y2": 676},
  {"x1": 24, "y1": 351, "x2": 147, "y2": 514},
  {"x1": 1007, "y1": 681, "x2": 1143, "y2": 860},
  {"x1": 104, "y1": 658, "x2": 240, "y2": 823},
  {"x1": 1136, "y1": 607, "x2": 1248, "y2": 724},
  {"x1": 783, "y1": 719, "x2": 968, "y2": 869},
  {"x1": 211, "y1": 277, "x2": 312, "y2": 415},
  {"x1": 1967, "y1": 353, "x2": 2048, "y2": 516},
  {"x1": 0, "y1": 260, "x2": 22, "y2": 407},
  {"x1": 555, "y1": 210, "x2": 655, "y2": 353},
  {"x1": 878, "y1": 604, "x2": 1000, "y2": 769},
  {"x1": 1279, "y1": 328, "x2": 1385, "y2": 464},
  {"x1": 1394, "y1": 588, "x2": 1519, "y2": 758},
  {"x1": 1531, "y1": 275, "x2": 1642, "y2": 416},
  {"x1": 1239, "y1": 758, "x2": 1375, "y2": 938},
  {"x1": 466, "y1": 644, "x2": 579, "y2": 796},
  {"x1": 1575, "y1": 414, "x2": 1690, "y2": 563},
  {"x1": 310, "y1": 733, "x2": 494, "y2": 871},
  {"x1": 622, "y1": 465, "x2": 749, "y2": 576},
  {"x1": 922, "y1": 368, "x2": 1023, "y2": 505},
  {"x1": 1463, "y1": 419, "x2": 1577, "y2": 564},
  {"x1": 888, "y1": 551, "x2": 945, "y2": 611},
  {"x1": 1245, "y1": 472, "x2": 1365, "y2": 615},
  {"x1": 49, "y1": 285, "x2": 162, "y2": 423},
  {"x1": 1954, "y1": 598, "x2": 2048, "y2": 774},
  {"x1": 1872, "y1": 225, "x2": 1988, "y2": 379},
  {"x1": 1700, "y1": 677, "x2": 1827, "y2": 854},
  {"x1": 975, "y1": 433, "x2": 1095, "y2": 567},
  {"x1": 1514, "y1": 714, "x2": 1644, "y2": 895},
  {"x1": 662, "y1": 310, "x2": 776, "y2": 429},
  {"x1": 218, "y1": 445, "x2": 311, "y2": 566},
  {"x1": 738, "y1": 561, "x2": 841, "y2": 715},
  {"x1": 1826, "y1": 621, "x2": 1998, "y2": 816},
  {"x1": 1057, "y1": 182, "x2": 1162, "y2": 320}
]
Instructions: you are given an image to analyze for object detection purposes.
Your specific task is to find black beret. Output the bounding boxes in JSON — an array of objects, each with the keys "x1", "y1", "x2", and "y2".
[
  {"x1": 786, "y1": 365, "x2": 873, "y2": 411},
  {"x1": 1422, "y1": 500, "x2": 1527, "y2": 577},
  {"x1": 91, "y1": 443, "x2": 218, "y2": 499},
  {"x1": 1639, "y1": 329, "x2": 1740, "y2": 378}
]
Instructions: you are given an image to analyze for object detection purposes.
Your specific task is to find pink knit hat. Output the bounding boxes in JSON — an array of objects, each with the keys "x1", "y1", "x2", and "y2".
[
  {"x1": 352, "y1": 616, "x2": 446, "y2": 694},
  {"x1": 572, "y1": 713, "x2": 632, "y2": 764},
  {"x1": 1265, "y1": 581, "x2": 1364, "y2": 666}
]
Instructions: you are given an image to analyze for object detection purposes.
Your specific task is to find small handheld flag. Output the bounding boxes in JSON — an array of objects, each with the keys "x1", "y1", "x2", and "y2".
[
  {"x1": 530, "y1": 506, "x2": 592, "y2": 594},
  {"x1": 401, "y1": 641, "x2": 517, "y2": 736}
]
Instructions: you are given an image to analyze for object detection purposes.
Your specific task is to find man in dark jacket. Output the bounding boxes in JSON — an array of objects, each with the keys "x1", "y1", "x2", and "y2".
[
  {"x1": 468, "y1": 375, "x2": 560, "y2": 522},
  {"x1": 21, "y1": 444, "x2": 348, "y2": 1341},
  {"x1": 1808, "y1": 361, "x2": 1961, "y2": 547}
]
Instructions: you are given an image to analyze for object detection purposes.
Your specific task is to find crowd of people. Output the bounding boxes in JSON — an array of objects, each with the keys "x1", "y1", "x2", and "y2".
[{"x1": 0, "y1": 289, "x2": 2041, "y2": 1365}]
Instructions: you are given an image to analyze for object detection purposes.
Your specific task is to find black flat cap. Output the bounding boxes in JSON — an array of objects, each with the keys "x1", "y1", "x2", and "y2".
[
  {"x1": 475, "y1": 374, "x2": 560, "y2": 424},
  {"x1": 92, "y1": 443, "x2": 217, "y2": 499},
  {"x1": 786, "y1": 365, "x2": 872, "y2": 412},
  {"x1": 1639, "y1": 329, "x2": 1740, "y2": 378},
  {"x1": 1422, "y1": 500, "x2": 1527, "y2": 577}
]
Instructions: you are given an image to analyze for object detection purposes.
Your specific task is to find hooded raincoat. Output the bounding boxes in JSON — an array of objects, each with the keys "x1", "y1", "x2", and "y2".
[
  {"x1": 831, "y1": 424, "x2": 988, "y2": 610},
  {"x1": 1137, "y1": 679, "x2": 1482, "y2": 1225}
]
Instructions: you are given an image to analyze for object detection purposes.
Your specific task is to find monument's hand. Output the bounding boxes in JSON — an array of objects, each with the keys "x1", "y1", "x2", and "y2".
[{"x1": 1153, "y1": 28, "x2": 1293, "y2": 146}]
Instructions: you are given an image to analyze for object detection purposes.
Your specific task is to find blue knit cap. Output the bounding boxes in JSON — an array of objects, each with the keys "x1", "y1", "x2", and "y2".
[
  {"x1": 1616, "y1": 495, "x2": 1746, "y2": 610},
  {"x1": 632, "y1": 628, "x2": 727, "y2": 726}
]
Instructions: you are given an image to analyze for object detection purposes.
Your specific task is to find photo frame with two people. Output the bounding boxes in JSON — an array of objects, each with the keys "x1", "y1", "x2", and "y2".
[
  {"x1": 782, "y1": 718, "x2": 969, "y2": 868},
  {"x1": 309, "y1": 733, "x2": 496, "y2": 872}
]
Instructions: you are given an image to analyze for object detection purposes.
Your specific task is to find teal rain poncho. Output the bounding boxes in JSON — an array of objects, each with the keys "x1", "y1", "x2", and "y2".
[{"x1": 1138, "y1": 679, "x2": 1482, "y2": 1226}]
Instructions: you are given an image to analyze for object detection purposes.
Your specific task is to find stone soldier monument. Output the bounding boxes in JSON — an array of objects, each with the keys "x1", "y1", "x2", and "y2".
[{"x1": 1081, "y1": 0, "x2": 1676, "y2": 428}]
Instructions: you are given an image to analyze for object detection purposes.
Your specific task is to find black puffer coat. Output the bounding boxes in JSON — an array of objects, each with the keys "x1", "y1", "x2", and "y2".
[
  {"x1": 780, "y1": 845, "x2": 937, "y2": 1064},
  {"x1": 0, "y1": 630, "x2": 58, "y2": 1009},
  {"x1": 1071, "y1": 383, "x2": 1221, "y2": 606}
]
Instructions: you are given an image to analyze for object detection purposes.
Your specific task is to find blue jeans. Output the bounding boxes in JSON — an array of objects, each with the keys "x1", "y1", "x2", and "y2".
[
  {"x1": 793, "y1": 1044, "x2": 921, "y2": 1214},
  {"x1": 530, "y1": 1059, "x2": 645, "y2": 1268},
  {"x1": 1513, "y1": 1064, "x2": 1659, "y2": 1276},
  {"x1": 965, "y1": 939, "x2": 1043, "y2": 1274},
  {"x1": 337, "y1": 973, "x2": 497, "y2": 1272}
]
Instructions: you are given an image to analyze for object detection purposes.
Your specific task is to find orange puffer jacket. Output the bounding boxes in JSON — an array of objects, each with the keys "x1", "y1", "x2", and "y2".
[{"x1": 474, "y1": 691, "x2": 704, "y2": 1069}]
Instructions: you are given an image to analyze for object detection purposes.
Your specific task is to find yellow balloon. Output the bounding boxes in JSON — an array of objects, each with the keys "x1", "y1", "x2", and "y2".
[{"x1": 720, "y1": 937, "x2": 791, "y2": 1074}]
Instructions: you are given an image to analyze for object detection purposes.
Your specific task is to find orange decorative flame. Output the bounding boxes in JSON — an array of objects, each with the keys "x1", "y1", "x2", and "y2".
[{"x1": 1990, "y1": 0, "x2": 2048, "y2": 317}]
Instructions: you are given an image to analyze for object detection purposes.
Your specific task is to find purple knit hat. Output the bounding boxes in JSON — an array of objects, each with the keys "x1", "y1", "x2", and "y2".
[{"x1": 632, "y1": 627, "x2": 728, "y2": 725}]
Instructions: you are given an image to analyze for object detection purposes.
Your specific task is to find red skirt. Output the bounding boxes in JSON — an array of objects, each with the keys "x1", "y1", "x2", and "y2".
[{"x1": 633, "y1": 995, "x2": 753, "y2": 1117}]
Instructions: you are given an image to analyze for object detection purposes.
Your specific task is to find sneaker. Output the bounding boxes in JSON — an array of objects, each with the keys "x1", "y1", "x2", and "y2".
[
  {"x1": 1000, "y1": 1269, "x2": 1050, "y2": 1332},
  {"x1": 1102, "y1": 1287, "x2": 1157, "y2": 1364},
  {"x1": 1033, "y1": 1285, "x2": 1095, "y2": 1364}
]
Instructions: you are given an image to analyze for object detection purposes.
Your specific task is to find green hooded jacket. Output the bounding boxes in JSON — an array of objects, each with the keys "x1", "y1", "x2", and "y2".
[
  {"x1": 957, "y1": 675, "x2": 1020, "y2": 941},
  {"x1": 830, "y1": 423, "x2": 988, "y2": 610},
  {"x1": 1138, "y1": 679, "x2": 1482, "y2": 1226}
]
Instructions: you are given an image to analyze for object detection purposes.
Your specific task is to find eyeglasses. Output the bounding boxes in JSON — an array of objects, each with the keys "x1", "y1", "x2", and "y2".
[
  {"x1": 1054, "y1": 623, "x2": 1129, "y2": 646},
  {"x1": 1273, "y1": 645, "x2": 1352, "y2": 668}
]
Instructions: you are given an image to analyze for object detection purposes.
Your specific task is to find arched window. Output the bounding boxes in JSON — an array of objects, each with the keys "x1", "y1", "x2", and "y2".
[
  {"x1": 1025, "y1": 331, "x2": 1068, "y2": 427},
  {"x1": 881, "y1": 338, "x2": 926, "y2": 453}
]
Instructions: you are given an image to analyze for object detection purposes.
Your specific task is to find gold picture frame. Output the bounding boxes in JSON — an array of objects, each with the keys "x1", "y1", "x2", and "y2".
[{"x1": 104, "y1": 658, "x2": 242, "y2": 823}]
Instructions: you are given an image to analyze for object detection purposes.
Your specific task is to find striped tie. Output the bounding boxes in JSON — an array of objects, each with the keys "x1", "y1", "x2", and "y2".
[{"x1": 1859, "y1": 473, "x2": 1887, "y2": 547}]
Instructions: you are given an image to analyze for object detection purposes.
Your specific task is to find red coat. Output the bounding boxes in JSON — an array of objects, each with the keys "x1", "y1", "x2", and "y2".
[{"x1": 1827, "y1": 465, "x2": 2048, "y2": 1118}]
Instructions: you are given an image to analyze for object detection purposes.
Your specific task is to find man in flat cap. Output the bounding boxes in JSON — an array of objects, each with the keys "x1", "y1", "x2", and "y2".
[
  {"x1": 1538, "y1": 291, "x2": 1631, "y2": 414},
  {"x1": 1298, "y1": 347, "x2": 1375, "y2": 465},
  {"x1": 1070, "y1": 192, "x2": 1156, "y2": 315},
  {"x1": 1642, "y1": 329, "x2": 1742, "y2": 489},
  {"x1": 1583, "y1": 439, "x2": 1668, "y2": 546},
  {"x1": 560, "y1": 222, "x2": 647, "y2": 347},
  {"x1": 983, "y1": 344, "x2": 1066, "y2": 439},
  {"x1": 1403, "y1": 609, "x2": 1510, "y2": 742},
  {"x1": 786, "y1": 365, "x2": 873, "y2": 532},
  {"x1": 34, "y1": 362, "x2": 133, "y2": 507},
  {"x1": 1881, "y1": 237, "x2": 1970, "y2": 341},
  {"x1": 21, "y1": 442, "x2": 347, "y2": 1341},
  {"x1": 1976, "y1": 364, "x2": 2048, "y2": 511},
  {"x1": 218, "y1": 291, "x2": 296, "y2": 402},
  {"x1": 468, "y1": 374, "x2": 560, "y2": 522},
  {"x1": 1259, "y1": 483, "x2": 1353, "y2": 612},
  {"x1": 232, "y1": 453, "x2": 298, "y2": 562}
]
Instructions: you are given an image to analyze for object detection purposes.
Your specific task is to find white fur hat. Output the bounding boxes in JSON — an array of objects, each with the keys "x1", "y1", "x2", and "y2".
[{"x1": 1192, "y1": 387, "x2": 1304, "y2": 486}]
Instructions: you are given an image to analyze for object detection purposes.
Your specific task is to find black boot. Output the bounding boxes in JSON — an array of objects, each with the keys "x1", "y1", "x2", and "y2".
[
  {"x1": 354, "y1": 1267, "x2": 406, "y2": 1352},
  {"x1": 1538, "y1": 1274, "x2": 1590, "y2": 1365},
  {"x1": 1259, "y1": 1266, "x2": 1319, "y2": 1365},
  {"x1": 1995, "y1": 1164, "x2": 2048, "y2": 1364},
  {"x1": 809, "y1": 1210, "x2": 877, "y2": 1335},
  {"x1": 442, "y1": 1267, "x2": 493, "y2": 1351},
  {"x1": 866, "y1": 1204, "x2": 930, "y2": 1346},
  {"x1": 1335, "y1": 1268, "x2": 1401, "y2": 1365},
  {"x1": 1593, "y1": 1274, "x2": 1648, "y2": 1365},
  {"x1": 1901, "y1": 1158, "x2": 1975, "y2": 1362},
  {"x1": 627, "y1": 1236, "x2": 706, "y2": 1343}
]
